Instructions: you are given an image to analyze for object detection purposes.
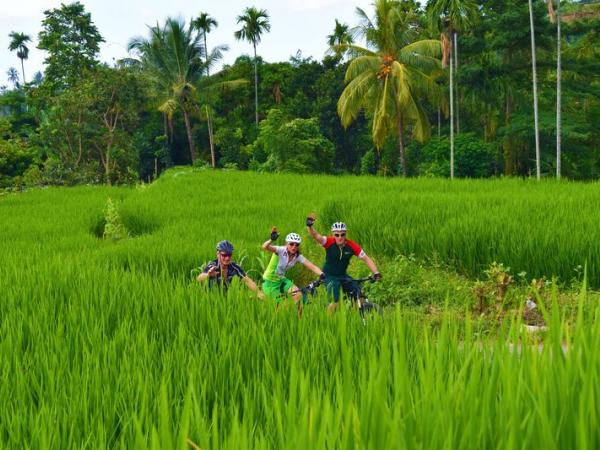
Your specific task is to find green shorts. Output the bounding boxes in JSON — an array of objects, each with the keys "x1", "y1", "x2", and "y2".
[{"x1": 262, "y1": 278, "x2": 295, "y2": 303}]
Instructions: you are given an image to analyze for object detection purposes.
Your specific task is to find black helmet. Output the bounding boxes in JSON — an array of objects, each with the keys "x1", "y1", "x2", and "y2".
[{"x1": 216, "y1": 240, "x2": 234, "y2": 253}]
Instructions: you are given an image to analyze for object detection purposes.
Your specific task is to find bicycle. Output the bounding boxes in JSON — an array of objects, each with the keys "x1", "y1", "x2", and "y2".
[
  {"x1": 293, "y1": 276, "x2": 383, "y2": 324},
  {"x1": 350, "y1": 276, "x2": 383, "y2": 325}
]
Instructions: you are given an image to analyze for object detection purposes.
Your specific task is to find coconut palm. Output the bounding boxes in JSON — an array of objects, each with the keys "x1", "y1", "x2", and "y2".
[
  {"x1": 326, "y1": 19, "x2": 354, "y2": 60},
  {"x1": 192, "y1": 12, "x2": 221, "y2": 168},
  {"x1": 8, "y1": 32, "x2": 31, "y2": 84},
  {"x1": 337, "y1": 0, "x2": 441, "y2": 176},
  {"x1": 234, "y1": 7, "x2": 271, "y2": 126},
  {"x1": 7, "y1": 67, "x2": 19, "y2": 88},
  {"x1": 528, "y1": 0, "x2": 541, "y2": 179},
  {"x1": 427, "y1": 0, "x2": 477, "y2": 178},
  {"x1": 128, "y1": 18, "x2": 205, "y2": 163}
]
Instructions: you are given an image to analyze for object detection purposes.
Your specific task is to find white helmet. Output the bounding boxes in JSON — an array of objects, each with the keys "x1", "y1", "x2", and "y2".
[
  {"x1": 331, "y1": 222, "x2": 347, "y2": 232},
  {"x1": 285, "y1": 232, "x2": 302, "y2": 244}
]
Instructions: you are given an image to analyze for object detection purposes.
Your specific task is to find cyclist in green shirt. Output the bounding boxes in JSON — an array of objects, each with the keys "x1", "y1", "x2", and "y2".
[
  {"x1": 261, "y1": 228, "x2": 324, "y2": 318},
  {"x1": 306, "y1": 216, "x2": 381, "y2": 314}
]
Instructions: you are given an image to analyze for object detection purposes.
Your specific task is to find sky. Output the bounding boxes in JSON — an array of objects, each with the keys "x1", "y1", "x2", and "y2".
[{"x1": 0, "y1": 0, "x2": 395, "y2": 87}]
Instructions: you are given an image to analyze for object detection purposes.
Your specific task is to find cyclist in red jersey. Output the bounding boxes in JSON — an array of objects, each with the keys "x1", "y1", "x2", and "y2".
[{"x1": 306, "y1": 216, "x2": 381, "y2": 314}]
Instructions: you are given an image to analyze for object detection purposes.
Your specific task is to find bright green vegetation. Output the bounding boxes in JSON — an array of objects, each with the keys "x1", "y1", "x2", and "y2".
[{"x1": 1, "y1": 170, "x2": 600, "y2": 448}]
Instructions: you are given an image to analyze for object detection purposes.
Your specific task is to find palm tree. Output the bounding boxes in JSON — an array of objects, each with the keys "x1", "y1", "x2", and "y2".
[
  {"x1": 337, "y1": 0, "x2": 441, "y2": 176},
  {"x1": 192, "y1": 13, "x2": 218, "y2": 76},
  {"x1": 192, "y1": 12, "x2": 219, "y2": 168},
  {"x1": 7, "y1": 67, "x2": 19, "y2": 88},
  {"x1": 8, "y1": 32, "x2": 31, "y2": 84},
  {"x1": 528, "y1": 0, "x2": 541, "y2": 180},
  {"x1": 128, "y1": 18, "x2": 205, "y2": 163},
  {"x1": 234, "y1": 7, "x2": 271, "y2": 126},
  {"x1": 326, "y1": 19, "x2": 354, "y2": 60},
  {"x1": 427, "y1": 0, "x2": 478, "y2": 179}
]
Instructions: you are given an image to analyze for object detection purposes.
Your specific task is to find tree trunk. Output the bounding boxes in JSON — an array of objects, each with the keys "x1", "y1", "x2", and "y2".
[
  {"x1": 504, "y1": 94, "x2": 514, "y2": 175},
  {"x1": 454, "y1": 31, "x2": 460, "y2": 134},
  {"x1": 20, "y1": 58, "x2": 26, "y2": 85},
  {"x1": 397, "y1": 113, "x2": 407, "y2": 176},
  {"x1": 203, "y1": 34, "x2": 217, "y2": 168},
  {"x1": 529, "y1": 0, "x2": 541, "y2": 180},
  {"x1": 207, "y1": 107, "x2": 216, "y2": 168},
  {"x1": 105, "y1": 149, "x2": 112, "y2": 186},
  {"x1": 182, "y1": 109, "x2": 197, "y2": 163},
  {"x1": 204, "y1": 33, "x2": 210, "y2": 77},
  {"x1": 449, "y1": 40, "x2": 455, "y2": 179},
  {"x1": 556, "y1": 0, "x2": 562, "y2": 179},
  {"x1": 253, "y1": 42, "x2": 259, "y2": 126}
]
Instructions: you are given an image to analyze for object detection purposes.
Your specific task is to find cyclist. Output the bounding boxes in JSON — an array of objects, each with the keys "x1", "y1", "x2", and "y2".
[
  {"x1": 261, "y1": 228, "x2": 324, "y2": 318},
  {"x1": 306, "y1": 216, "x2": 381, "y2": 313},
  {"x1": 197, "y1": 240, "x2": 264, "y2": 299}
]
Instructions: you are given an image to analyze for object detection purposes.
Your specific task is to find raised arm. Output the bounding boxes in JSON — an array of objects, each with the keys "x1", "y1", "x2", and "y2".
[
  {"x1": 262, "y1": 227, "x2": 279, "y2": 253},
  {"x1": 306, "y1": 214, "x2": 326, "y2": 245}
]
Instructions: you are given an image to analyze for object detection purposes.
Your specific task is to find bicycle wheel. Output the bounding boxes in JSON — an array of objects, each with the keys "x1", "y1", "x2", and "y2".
[{"x1": 359, "y1": 299, "x2": 383, "y2": 319}]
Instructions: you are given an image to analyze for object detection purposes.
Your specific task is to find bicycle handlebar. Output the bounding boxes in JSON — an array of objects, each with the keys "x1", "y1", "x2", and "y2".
[
  {"x1": 353, "y1": 275, "x2": 377, "y2": 284},
  {"x1": 291, "y1": 275, "x2": 378, "y2": 295}
]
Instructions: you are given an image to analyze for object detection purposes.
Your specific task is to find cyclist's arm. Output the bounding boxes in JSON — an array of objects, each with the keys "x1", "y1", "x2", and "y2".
[
  {"x1": 261, "y1": 239, "x2": 277, "y2": 253},
  {"x1": 243, "y1": 276, "x2": 265, "y2": 300},
  {"x1": 360, "y1": 253, "x2": 379, "y2": 275},
  {"x1": 197, "y1": 272, "x2": 209, "y2": 282},
  {"x1": 301, "y1": 259, "x2": 323, "y2": 276},
  {"x1": 197, "y1": 263, "x2": 218, "y2": 282},
  {"x1": 307, "y1": 226, "x2": 326, "y2": 245}
]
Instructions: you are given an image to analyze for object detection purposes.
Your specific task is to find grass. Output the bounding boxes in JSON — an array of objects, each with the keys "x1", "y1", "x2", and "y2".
[{"x1": 1, "y1": 168, "x2": 600, "y2": 448}]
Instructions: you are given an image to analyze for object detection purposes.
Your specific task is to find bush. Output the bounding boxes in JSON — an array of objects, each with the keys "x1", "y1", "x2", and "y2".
[
  {"x1": 408, "y1": 133, "x2": 495, "y2": 178},
  {"x1": 0, "y1": 138, "x2": 37, "y2": 188},
  {"x1": 255, "y1": 109, "x2": 335, "y2": 173}
]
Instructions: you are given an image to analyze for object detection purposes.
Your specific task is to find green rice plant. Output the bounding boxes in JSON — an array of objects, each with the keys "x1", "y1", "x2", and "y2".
[{"x1": 1, "y1": 169, "x2": 600, "y2": 448}]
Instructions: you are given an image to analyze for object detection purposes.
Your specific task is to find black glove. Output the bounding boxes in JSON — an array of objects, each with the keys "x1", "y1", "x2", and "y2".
[
  {"x1": 270, "y1": 228, "x2": 279, "y2": 241},
  {"x1": 373, "y1": 272, "x2": 382, "y2": 282},
  {"x1": 306, "y1": 216, "x2": 315, "y2": 227},
  {"x1": 319, "y1": 272, "x2": 327, "y2": 282}
]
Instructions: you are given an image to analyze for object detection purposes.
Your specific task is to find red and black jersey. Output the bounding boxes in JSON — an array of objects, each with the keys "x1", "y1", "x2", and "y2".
[{"x1": 321, "y1": 236, "x2": 364, "y2": 276}]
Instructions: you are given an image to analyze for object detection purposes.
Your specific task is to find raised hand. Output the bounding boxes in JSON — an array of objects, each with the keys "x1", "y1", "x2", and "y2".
[{"x1": 270, "y1": 226, "x2": 279, "y2": 241}]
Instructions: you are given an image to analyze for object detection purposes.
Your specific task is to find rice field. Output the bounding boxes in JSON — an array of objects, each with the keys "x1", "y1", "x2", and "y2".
[{"x1": 1, "y1": 168, "x2": 600, "y2": 449}]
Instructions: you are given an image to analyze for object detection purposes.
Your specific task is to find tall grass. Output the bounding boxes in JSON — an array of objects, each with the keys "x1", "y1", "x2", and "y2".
[{"x1": 1, "y1": 169, "x2": 600, "y2": 448}]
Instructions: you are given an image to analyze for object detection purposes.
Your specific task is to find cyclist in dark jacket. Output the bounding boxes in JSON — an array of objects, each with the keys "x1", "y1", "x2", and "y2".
[{"x1": 197, "y1": 240, "x2": 264, "y2": 299}]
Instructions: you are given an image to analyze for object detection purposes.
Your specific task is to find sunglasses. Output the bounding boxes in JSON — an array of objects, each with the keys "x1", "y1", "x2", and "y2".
[
  {"x1": 287, "y1": 242, "x2": 300, "y2": 247},
  {"x1": 219, "y1": 253, "x2": 232, "y2": 258},
  {"x1": 334, "y1": 233, "x2": 346, "y2": 238}
]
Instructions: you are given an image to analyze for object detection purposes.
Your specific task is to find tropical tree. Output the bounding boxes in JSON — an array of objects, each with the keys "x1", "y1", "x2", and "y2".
[
  {"x1": 128, "y1": 18, "x2": 205, "y2": 163},
  {"x1": 326, "y1": 19, "x2": 354, "y2": 60},
  {"x1": 528, "y1": 0, "x2": 541, "y2": 179},
  {"x1": 427, "y1": 0, "x2": 478, "y2": 178},
  {"x1": 337, "y1": 0, "x2": 441, "y2": 176},
  {"x1": 192, "y1": 12, "x2": 219, "y2": 167},
  {"x1": 234, "y1": 7, "x2": 271, "y2": 126},
  {"x1": 37, "y1": 2, "x2": 104, "y2": 91},
  {"x1": 7, "y1": 68, "x2": 19, "y2": 88},
  {"x1": 192, "y1": 13, "x2": 218, "y2": 74},
  {"x1": 8, "y1": 32, "x2": 31, "y2": 84}
]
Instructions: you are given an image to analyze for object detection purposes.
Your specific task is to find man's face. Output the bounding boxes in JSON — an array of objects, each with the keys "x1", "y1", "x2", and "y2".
[
  {"x1": 218, "y1": 252, "x2": 232, "y2": 266},
  {"x1": 333, "y1": 231, "x2": 347, "y2": 245}
]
